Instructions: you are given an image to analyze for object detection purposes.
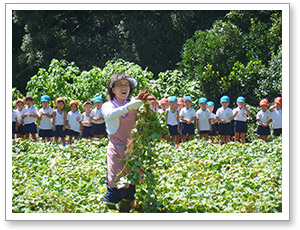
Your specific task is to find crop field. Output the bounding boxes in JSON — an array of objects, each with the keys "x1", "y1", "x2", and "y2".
[{"x1": 12, "y1": 138, "x2": 282, "y2": 213}]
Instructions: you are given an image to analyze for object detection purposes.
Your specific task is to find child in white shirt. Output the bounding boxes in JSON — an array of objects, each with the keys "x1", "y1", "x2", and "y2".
[
  {"x1": 233, "y1": 96, "x2": 251, "y2": 144},
  {"x1": 165, "y1": 96, "x2": 180, "y2": 148},
  {"x1": 269, "y1": 97, "x2": 282, "y2": 136},
  {"x1": 21, "y1": 95, "x2": 38, "y2": 141},
  {"x1": 38, "y1": 95, "x2": 53, "y2": 142},
  {"x1": 216, "y1": 95, "x2": 233, "y2": 144},
  {"x1": 196, "y1": 97, "x2": 212, "y2": 141},
  {"x1": 207, "y1": 101, "x2": 217, "y2": 143},
  {"x1": 12, "y1": 108, "x2": 18, "y2": 139},
  {"x1": 15, "y1": 99, "x2": 25, "y2": 139},
  {"x1": 67, "y1": 100, "x2": 82, "y2": 145},
  {"x1": 90, "y1": 96, "x2": 106, "y2": 139},
  {"x1": 82, "y1": 101, "x2": 93, "y2": 140},
  {"x1": 52, "y1": 97, "x2": 67, "y2": 146},
  {"x1": 256, "y1": 99, "x2": 272, "y2": 142},
  {"x1": 179, "y1": 96, "x2": 197, "y2": 142}
]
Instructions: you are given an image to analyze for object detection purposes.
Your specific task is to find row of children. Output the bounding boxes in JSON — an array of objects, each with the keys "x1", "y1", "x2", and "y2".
[
  {"x1": 150, "y1": 95, "x2": 282, "y2": 147},
  {"x1": 12, "y1": 94, "x2": 282, "y2": 146},
  {"x1": 12, "y1": 95, "x2": 106, "y2": 145}
]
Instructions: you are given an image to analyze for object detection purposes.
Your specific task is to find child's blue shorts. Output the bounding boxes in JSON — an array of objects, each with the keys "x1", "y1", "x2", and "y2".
[
  {"x1": 257, "y1": 125, "x2": 270, "y2": 136},
  {"x1": 234, "y1": 120, "x2": 248, "y2": 133},
  {"x1": 16, "y1": 124, "x2": 24, "y2": 135},
  {"x1": 12, "y1": 122, "x2": 17, "y2": 134},
  {"x1": 23, "y1": 123, "x2": 38, "y2": 134},
  {"x1": 39, "y1": 129, "x2": 53, "y2": 138},
  {"x1": 68, "y1": 129, "x2": 80, "y2": 137},
  {"x1": 54, "y1": 125, "x2": 66, "y2": 138},
  {"x1": 209, "y1": 124, "x2": 217, "y2": 136},
  {"x1": 168, "y1": 124, "x2": 179, "y2": 136},
  {"x1": 82, "y1": 126, "x2": 93, "y2": 138},
  {"x1": 91, "y1": 123, "x2": 107, "y2": 136},
  {"x1": 198, "y1": 130, "x2": 210, "y2": 134},
  {"x1": 218, "y1": 122, "x2": 232, "y2": 136},
  {"x1": 273, "y1": 128, "x2": 282, "y2": 136},
  {"x1": 180, "y1": 122, "x2": 195, "y2": 135}
]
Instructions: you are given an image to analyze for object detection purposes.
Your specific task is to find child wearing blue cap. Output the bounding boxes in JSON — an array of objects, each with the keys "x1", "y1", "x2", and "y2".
[
  {"x1": 233, "y1": 96, "x2": 251, "y2": 144},
  {"x1": 165, "y1": 96, "x2": 180, "y2": 148},
  {"x1": 179, "y1": 96, "x2": 197, "y2": 142},
  {"x1": 196, "y1": 97, "x2": 212, "y2": 141},
  {"x1": 207, "y1": 101, "x2": 218, "y2": 143},
  {"x1": 38, "y1": 95, "x2": 53, "y2": 142},
  {"x1": 216, "y1": 95, "x2": 233, "y2": 144},
  {"x1": 90, "y1": 96, "x2": 106, "y2": 139}
]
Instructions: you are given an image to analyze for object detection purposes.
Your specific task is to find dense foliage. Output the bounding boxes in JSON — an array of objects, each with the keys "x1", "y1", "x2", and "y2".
[
  {"x1": 12, "y1": 10, "x2": 228, "y2": 92},
  {"x1": 12, "y1": 138, "x2": 282, "y2": 213}
]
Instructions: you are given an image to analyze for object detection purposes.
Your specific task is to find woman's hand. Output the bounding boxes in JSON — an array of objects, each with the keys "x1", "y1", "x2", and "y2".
[{"x1": 136, "y1": 86, "x2": 156, "y2": 101}]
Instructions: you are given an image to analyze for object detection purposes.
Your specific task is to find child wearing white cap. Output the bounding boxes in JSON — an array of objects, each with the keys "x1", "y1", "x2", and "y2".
[{"x1": 179, "y1": 96, "x2": 197, "y2": 142}]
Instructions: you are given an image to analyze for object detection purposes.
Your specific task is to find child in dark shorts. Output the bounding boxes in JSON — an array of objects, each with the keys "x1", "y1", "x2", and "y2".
[
  {"x1": 179, "y1": 96, "x2": 197, "y2": 143},
  {"x1": 52, "y1": 97, "x2": 67, "y2": 146},
  {"x1": 216, "y1": 96, "x2": 233, "y2": 144},
  {"x1": 207, "y1": 101, "x2": 217, "y2": 143},
  {"x1": 233, "y1": 96, "x2": 251, "y2": 144},
  {"x1": 165, "y1": 96, "x2": 180, "y2": 148},
  {"x1": 256, "y1": 99, "x2": 272, "y2": 142}
]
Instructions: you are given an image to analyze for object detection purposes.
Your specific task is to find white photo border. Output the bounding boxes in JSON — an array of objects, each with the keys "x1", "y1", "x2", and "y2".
[{"x1": 6, "y1": 2, "x2": 289, "y2": 221}]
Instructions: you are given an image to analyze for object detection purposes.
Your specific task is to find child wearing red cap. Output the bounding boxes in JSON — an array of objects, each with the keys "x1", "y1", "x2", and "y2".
[
  {"x1": 256, "y1": 99, "x2": 272, "y2": 142},
  {"x1": 150, "y1": 98, "x2": 159, "y2": 113},
  {"x1": 158, "y1": 98, "x2": 169, "y2": 142},
  {"x1": 177, "y1": 97, "x2": 184, "y2": 113},
  {"x1": 269, "y1": 97, "x2": 282, "y2": 136},
  {"x1": 67, "y1": 100, "x2": 82, "y2": 144},
  {"x1": 12, "y1": 107, "x2": 19, "y2": 140},
  {"x1": 82, "y1": 101, "x2": 93, "y2": 140},
  {"x1": 15, "y1": 99, "x2": 25, "y2": 139}
]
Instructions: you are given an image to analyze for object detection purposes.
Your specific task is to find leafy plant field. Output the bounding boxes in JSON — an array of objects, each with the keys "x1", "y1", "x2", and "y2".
[{"x1": 12, "y1": 138, "x2": 282, "y2": 213}]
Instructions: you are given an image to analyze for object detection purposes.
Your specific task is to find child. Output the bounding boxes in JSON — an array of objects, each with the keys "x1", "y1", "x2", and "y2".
[
  {"x1": 216, "y1": 95, "x2": 233, "y2": 144},
  {"x1": 82, "y1": 101, "x2": 93, "y2": 140},
  {"x1": 15, "y1": 99, "x2": 25, "y2": 139},
  {"x1": 21, "y1": 95, "x2": 39, "y2": 141},
  {"x1": 158, "y1": 98, "x2": 169, "y2": 141},
  {"x1": 158, "y1": 98, "x2": 169, "y2": 114},
  {"x1": 67, "y1": 100, "x2": 82, "y2": 144},
  {"x1": 256, "y1": 99, "x2": 272, "y2": 142},
  {"x1": 90, "y1": 96, "x2": 106, "y2": 139},
  {"x1": 207, "y1": 101, "x2": 218, "y2": 143},
  {"x1": 177, "y1": 97, "x2": 184, "y2": 113},
  {"x1": 233, "y1": 96, "x2": 251, "y2": 144},
  {"x1": 196, "y1": 97, "x2": 212, "y2": 141},
  {"x1": 150, "y1": 98, "x2": 158, "y2": 113},
  {"x1": 38, "y1": 95, "x2": 53, "y2": 142},
  {"x1": 179, "y1": 96, "x2": 197, "y2": 142},
  {"x1": 12, "y1": 108, "x2": 18, "y2": 139},
  {"x1": 52, "y1": 97, "x2": 67, "y2": 146},
  {"x1": 165, "y1": 96, "x2": 180, "y2": 148},
  {"x1": 269, "y1": 97, "x2": 282, "y2": 136}
]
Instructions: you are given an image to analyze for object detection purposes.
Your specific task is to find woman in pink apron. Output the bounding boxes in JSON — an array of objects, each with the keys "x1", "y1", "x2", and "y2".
[{"x1": 102, "y1": 72, "x2": 152, "y2": 212}]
